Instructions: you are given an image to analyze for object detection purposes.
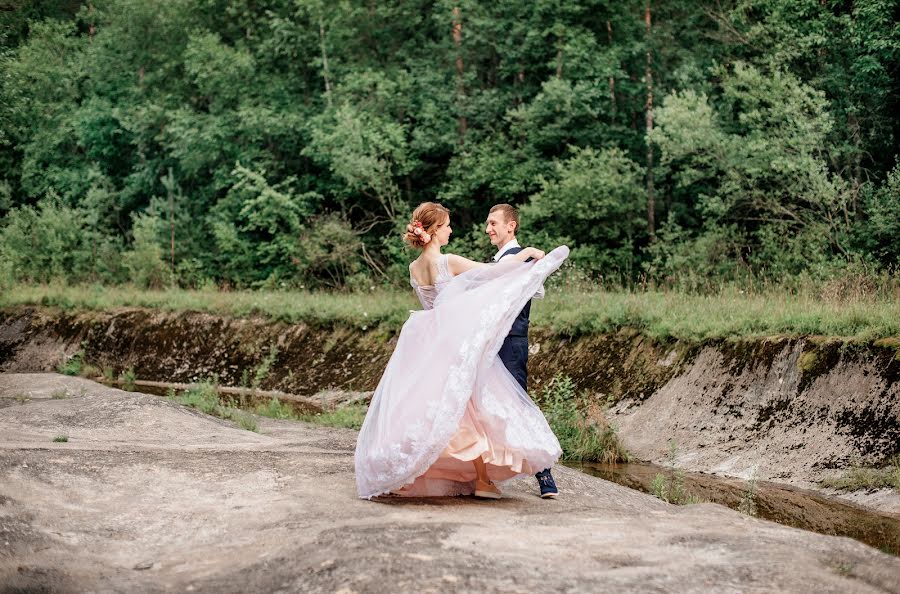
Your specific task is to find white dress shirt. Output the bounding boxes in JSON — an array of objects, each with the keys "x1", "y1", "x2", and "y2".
[
  {"x1": 492, "y1": 238, "x2": 544, "y2": 299},
  {"x1": 492, "y1": 239, "x2": 521, "y2": 262}
]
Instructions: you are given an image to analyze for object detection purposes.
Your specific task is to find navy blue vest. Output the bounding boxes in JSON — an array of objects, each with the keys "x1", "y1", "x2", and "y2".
[{"x1": 498, "y1": 246, "x2": 531, "y2": 337}]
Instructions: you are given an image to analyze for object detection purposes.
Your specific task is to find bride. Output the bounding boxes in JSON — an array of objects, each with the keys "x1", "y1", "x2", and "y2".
[{"x1": 354, "y1": 201, "x2": 568, "y2": 499}]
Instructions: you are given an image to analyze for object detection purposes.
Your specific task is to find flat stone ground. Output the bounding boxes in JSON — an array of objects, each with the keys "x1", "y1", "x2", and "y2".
[{"x1": 1, "y1": 374, "x2": 898, "y2": 594}]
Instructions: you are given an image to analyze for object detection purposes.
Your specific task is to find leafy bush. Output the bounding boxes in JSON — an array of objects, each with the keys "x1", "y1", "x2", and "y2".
[
  {"x1": 208, "y1": 164, "x2": 320, "y2": 287},
  {"x1": 123, "y1": 211, "x2": 170, "y2": 289},
  {"x1": 522, "y1": 147, "x2": 645, "y2": 277},
  {"x1": 537, "y1": 373, "x2": 629, "y2": 463}
]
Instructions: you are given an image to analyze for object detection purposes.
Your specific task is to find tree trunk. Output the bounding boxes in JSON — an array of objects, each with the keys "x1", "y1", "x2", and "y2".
[
  {"x1": 607, "y1": 20, "x2": 616, "y2": 115},
  {"x1": 644, "y1": 2, "x2": 655, "y2": 241},
  {"x1": 555, "y1": 28, "x2": 565, "y2": 78},
  {"x1": 319, "y1": 17, "x2": 333, "y2": 108},
  {"x1": 452, "y1": 7, "x2": 467, "y2": 143},
  {"x1": 514, "y1": 70, "x2": 525, "y2": 106},
  {"x1": 166, "y1": 168, "x2": 176, "y2": 281},
  {"x1": 848, "y1": 112, "x2": 862, "y2": 217},
  {"x1": 87, "y1": 3, "x2": 95, "y2": 39}
]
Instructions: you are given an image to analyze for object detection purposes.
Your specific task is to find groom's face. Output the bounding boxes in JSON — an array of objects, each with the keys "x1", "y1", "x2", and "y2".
[{"x1": 485, "y1": 212, "x2": 516, "y2": 248}]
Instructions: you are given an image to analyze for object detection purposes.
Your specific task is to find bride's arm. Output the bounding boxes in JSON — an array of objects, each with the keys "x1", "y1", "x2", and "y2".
[
  {"x1": 512, "y1": 247, "x2": 545, "y2": 262},
  {"x1": 446, "y1": 254, "x2": 487, "y2": 276},
  {"x1": 446, "y1": 248, "x2": 545, "y2": 277}
]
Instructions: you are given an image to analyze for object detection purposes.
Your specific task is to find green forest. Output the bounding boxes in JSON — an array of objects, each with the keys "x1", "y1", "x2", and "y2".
[{"x1": 1, "y1": 0, "x2": 898, "y2": 291}]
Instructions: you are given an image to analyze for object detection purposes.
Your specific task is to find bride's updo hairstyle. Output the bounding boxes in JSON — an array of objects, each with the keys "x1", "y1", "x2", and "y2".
[{"x1": 403, "y1": 202, "x2": 450, "y2": 249}]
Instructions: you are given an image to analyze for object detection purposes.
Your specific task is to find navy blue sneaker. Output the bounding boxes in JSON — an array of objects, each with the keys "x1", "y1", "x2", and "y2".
[{"x1": 535, "y1": 468, "x2": 558, "y2": 499}]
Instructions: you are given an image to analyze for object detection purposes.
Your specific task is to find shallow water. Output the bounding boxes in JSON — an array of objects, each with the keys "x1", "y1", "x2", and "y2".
[{"x1": 569, "y1": 461, "x2": 900, "y2": 556}]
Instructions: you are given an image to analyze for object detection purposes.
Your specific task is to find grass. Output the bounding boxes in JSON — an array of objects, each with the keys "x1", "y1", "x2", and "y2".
[
  {"x1": 297, "y1": 403, "x2": 368, "y2": 430},
  {"x1": 119, "y1": 368, "x2": 136, "y2": 392},
  {"x1": 252, "y1": 344, "x2": 279, "y2": 388},
  {"x1": 830, "y1": 561, "x2": 855, "y2": 577},
  {"x1": 167, "y1": 384, "x2": 365, "y2": 431},
  {"x1": 56, "y1": 350, "x2": 101, "y2": 379},
  {"x1": 57, "y1": 350, "x2": 84, "y2": 376},
  {"x1": 820, "y1": 456, "x2": 900, "y2": 492},
  {"x1": 536, "y1": 373, "x2": 629, "y2": 463},
  {"x1": 53, "y1": 435, "x2": 68, "y2": 442},
  {"x1": 50, "y1": 389, "x2": 68, "y2": 399},
  {"x1": 254, "y1": 396, "x2": 299, "y2": 420},
  {"x1": 534, "y1": 286, "x2": 900, "y2": 341},
  {"x1": 1, "y1": 282, "x2": 898, "y2": 342},
  {"x1": 0, "y1": 284, "x2": 413, "y2": 332},
  {"x1": 650, "y1": 440, "x2": 702, "y2": 505},
  {"x1": 166, "y1": 381, "x2": 258, "y2": 432},
  {"x1": 738, "y1": 471, "x2": 759, "y2": 517}
]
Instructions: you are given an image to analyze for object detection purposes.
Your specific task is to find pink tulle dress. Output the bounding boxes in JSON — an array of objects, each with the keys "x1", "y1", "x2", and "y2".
[{"x1": 354, "y1": 246, "x2": 568, "y2": 498}]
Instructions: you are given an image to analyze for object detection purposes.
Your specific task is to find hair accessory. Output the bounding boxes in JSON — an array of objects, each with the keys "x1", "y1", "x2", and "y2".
[{"x1": 405, "y1": 220, "x2": 431, "y2": 244}]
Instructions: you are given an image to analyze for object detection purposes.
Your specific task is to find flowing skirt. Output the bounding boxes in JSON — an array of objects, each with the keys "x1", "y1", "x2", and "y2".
[{"x1": 354, "y1": 246, "x2": 569, "y2": 498}]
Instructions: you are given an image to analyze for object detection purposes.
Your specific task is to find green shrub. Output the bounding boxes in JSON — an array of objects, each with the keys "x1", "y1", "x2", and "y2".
[
  {"x1": 537, "y1": 373, "x2": 629, "y2": 463},
  {"x1": 57, "y1": 350, "x2": 84, "y2": 376}
]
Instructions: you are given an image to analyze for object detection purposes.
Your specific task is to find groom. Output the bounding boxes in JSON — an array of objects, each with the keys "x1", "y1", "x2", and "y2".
[{"x1": 485, "y1": 203, "x2": 558, "y2": 499}]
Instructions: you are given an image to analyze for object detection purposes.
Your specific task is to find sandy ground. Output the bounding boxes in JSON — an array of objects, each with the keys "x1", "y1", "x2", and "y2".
[{"x1": 1, "y1": 374, "x2": 898, "y2": 594}]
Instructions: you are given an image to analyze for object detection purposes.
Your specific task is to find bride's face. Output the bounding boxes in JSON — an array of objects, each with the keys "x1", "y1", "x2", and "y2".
[{"x1": 433, "y1": 216, "x2": 452, "y2": 246}]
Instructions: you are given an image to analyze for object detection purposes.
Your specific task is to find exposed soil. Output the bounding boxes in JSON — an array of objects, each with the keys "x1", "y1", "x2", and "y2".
[
  {"x1": 605, "y1": 339, "x2": 900, "y2": 507},
  {"x1": 2, "y1": 373, "x2": 900, "y2": 593}
]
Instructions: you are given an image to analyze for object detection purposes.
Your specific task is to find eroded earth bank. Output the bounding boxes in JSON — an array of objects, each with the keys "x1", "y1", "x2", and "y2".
[{"x1": 2, "y1": 306, "x2": 897, "y2": 502}]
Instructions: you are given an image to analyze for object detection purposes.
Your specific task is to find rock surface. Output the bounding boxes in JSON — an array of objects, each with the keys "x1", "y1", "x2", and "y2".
[{"x1": 2, "y1": 373, "x2": 898, "y2": 593}]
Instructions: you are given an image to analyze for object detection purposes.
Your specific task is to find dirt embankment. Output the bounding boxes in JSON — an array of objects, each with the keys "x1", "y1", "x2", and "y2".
[
  {"x1": 1, "y1": 306, "x2": 898, "y2": 499},
  {"x1": 2, "y1": 373, "x2": 899, "y2": 593}
]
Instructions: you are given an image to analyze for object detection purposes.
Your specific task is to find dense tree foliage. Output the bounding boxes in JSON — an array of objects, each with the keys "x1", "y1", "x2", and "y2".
[{"x1": 1, "y1": 0, "x2": 897, "y2": 288}]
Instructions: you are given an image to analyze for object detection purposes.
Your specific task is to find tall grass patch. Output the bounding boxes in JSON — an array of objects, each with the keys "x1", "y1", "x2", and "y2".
[
  {"x1": 167, "y1": 381, "x2": 258, "y2": 432},
  {"x1": 821, "y1": 456, "x2": 900, "y2": 492},
  {"x1": 649, "y1": 440, "x2": 702, "y2": 505},
  {"x1": 3, "y1": 280, "x2": 897, "y2": 341},
  {"x1": 298, "y1": 404, "x2": 368, "y2": 430}
]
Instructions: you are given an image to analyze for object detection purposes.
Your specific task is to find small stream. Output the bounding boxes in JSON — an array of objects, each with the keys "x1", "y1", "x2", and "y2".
[{"x1": 569, "y1": 462, "x2": 900, "y2": 556}]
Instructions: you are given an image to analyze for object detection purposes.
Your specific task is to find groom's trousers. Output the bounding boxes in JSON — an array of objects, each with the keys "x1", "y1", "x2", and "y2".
[{"x1": 498, "y1": 335, "x2": 529, "y2": 391}]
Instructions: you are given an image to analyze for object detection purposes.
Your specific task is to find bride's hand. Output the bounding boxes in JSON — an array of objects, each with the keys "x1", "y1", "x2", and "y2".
[{"x1": 514, "y1": 247, "x2": 545, "y2": 262}]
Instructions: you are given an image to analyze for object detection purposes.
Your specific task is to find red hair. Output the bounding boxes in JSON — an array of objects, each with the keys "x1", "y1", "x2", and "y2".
[{"x1": 403, "y1": 202, "x2": 450, "y2": 249}]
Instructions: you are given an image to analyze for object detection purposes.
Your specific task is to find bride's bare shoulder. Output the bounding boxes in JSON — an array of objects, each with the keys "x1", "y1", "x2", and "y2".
[
  {"x1": 409, "y1": 255, "x2": 438, "y2": 285},
  {"x1": 445, "y1": 253, "x2": 484, "y2": 276}
]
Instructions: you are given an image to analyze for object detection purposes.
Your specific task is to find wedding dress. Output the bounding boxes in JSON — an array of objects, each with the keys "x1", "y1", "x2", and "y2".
[{"x1": 354, "y1": 246, "x2": 568, "y2": 499}]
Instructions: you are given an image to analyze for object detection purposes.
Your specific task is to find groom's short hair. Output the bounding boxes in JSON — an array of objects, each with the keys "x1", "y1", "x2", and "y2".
[{"x1": 489, "y1": 203, "x2": 519, "y2": 233}]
